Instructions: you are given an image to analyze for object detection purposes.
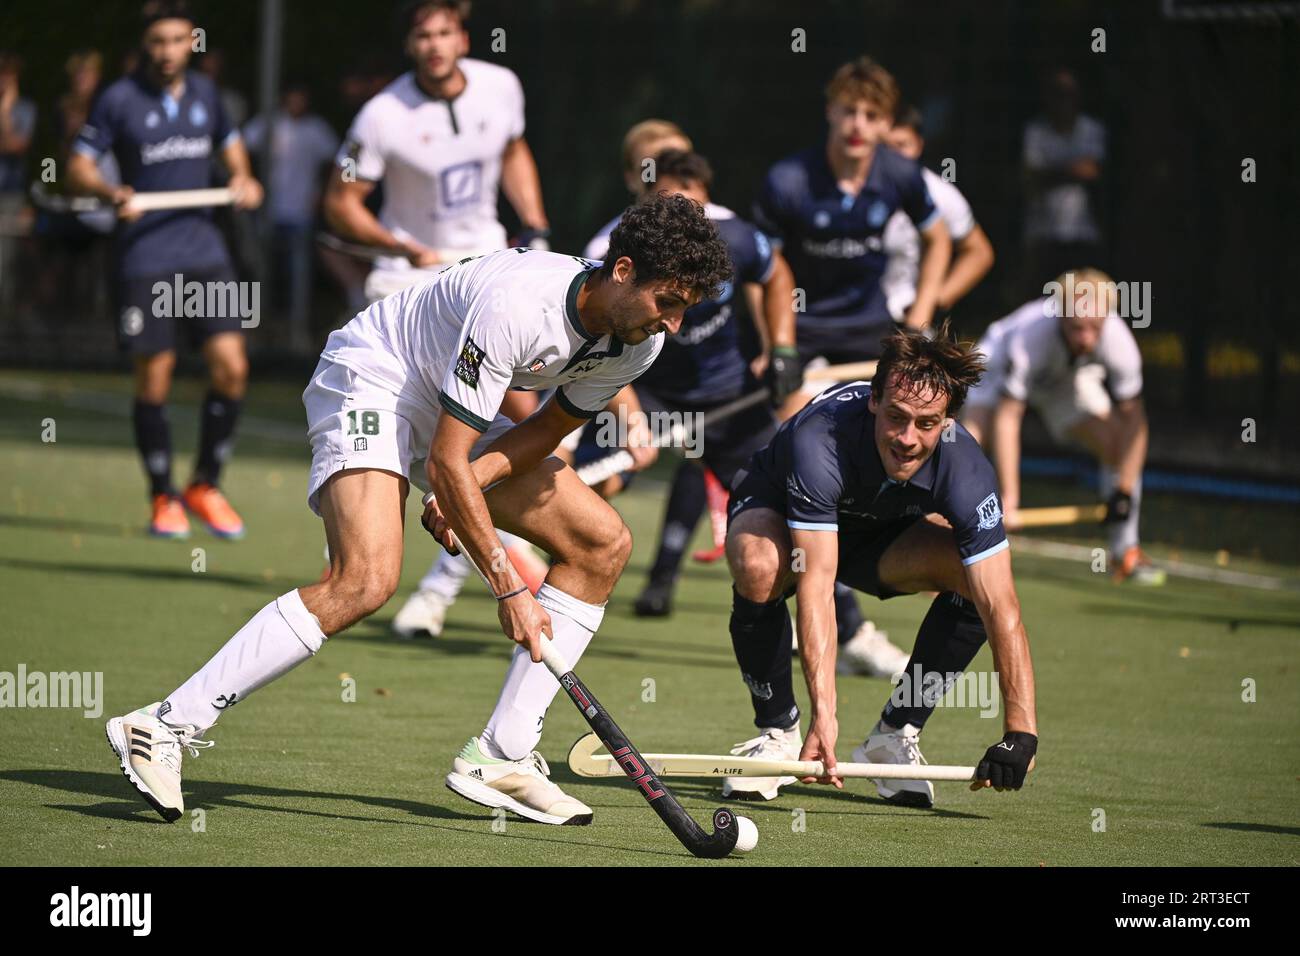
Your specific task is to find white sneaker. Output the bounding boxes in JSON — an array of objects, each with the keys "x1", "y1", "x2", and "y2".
[
  {"x1": 105, "y1": 701, "x2": 214, "y2": 822},
  {"x1": 837, "y1": 622, "x2": 911, "y2": 679},
  {"x1": 392, "y1": 588, "x2": 452, "y2": 639},
  {"x1": 853, "y1": 720, "x2": 934, "y2": 808},
  {"x1": 445, "y1": 737, "x2": 593, "y2": 825},
  {"x1": 721, "y1": 724, "x2": 802, "y2": 801}
]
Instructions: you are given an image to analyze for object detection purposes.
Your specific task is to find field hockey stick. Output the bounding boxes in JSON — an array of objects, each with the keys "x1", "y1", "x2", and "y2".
[
  {"x1": 30, "y1": 183, "x2": 235, "y2": 214},
  {"x1": 1012, "y1": 504, "x2": 1107, "y2": 528},
  {"x1": 421, "y1": 492, "x2": 752, "y2": 858},
  {"x1": 567, "y1": 733, "x2": 976, "y2": 781},
  {"x1": 315, "y1": 230, "x2": 496, "y2": 265}
]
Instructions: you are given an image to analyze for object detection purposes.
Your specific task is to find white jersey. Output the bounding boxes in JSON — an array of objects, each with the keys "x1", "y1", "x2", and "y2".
[
  {"x1": 338, "y1": 60, "x2": 526, "y2": 281},
  {"x1": 319, "y1": 249, "x2": 662, "y2": 431},
  {"x1": 971, "y1": 297, "x2": 1143, "y2": 406},
  {"x1": 881, "y1": 166, "x2": 976, "y2": 320}
]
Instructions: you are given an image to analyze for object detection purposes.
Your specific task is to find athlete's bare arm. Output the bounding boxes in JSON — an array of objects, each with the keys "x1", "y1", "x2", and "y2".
[
  {"x1": 790, "y1": 527, "x2": 843, "y2": 787},
  {"x1": 761, "y1": 249, "x2": 797, "y2": 352},
  {"x1": 218, "y1": 137, "x2": 263, "y2": 210},
  {"x1": 500, "y1": 136, "x2": 549, "y2": 232},
  {"x1": 938, "y1": 223, "x2": 994, "y2": 311},
  {"x1": 963, "y1": 548, "x2": 1036, "y2": 743},
  {"x1": 67, "y1": 151, "x2": 135, "y2": 216},
  {"x1": 322, "y1": 175, "x2": 440, "y2": 267},
  {"x1": 906, "y1": 218, "x2": 951, "y2": 330},
  {"x1": 990, "y1": 396, "x2": 1026, "y2": 525}
]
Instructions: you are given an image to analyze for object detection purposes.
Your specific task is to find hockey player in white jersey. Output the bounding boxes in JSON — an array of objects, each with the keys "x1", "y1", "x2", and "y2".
[
  {"x1": 321, "y1": 0, "x2": 554, "y2": 637},
  {"x1": 962, "y1": 269, "x2": 1163, "y2": 585},
  {"x1": 105, "y1": 195, "x2": 733, "y2": 827}
]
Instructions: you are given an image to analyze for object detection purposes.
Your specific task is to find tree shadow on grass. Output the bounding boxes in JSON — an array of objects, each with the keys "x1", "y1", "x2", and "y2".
[
  {"x1": 3, "y1": 769, "x2": 690, "y2": 860},
  {"x1": 0, "y1": 512, "x2": 143, "y2": 539},
  {"x1": 1201, "y1": 821, "x2": 1300, "y2": 837}
]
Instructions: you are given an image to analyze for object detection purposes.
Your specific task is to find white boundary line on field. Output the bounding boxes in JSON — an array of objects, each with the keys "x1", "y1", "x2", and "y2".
[{"x1": 1010, "y1": 535, "x2": 1300, "y2": 593}]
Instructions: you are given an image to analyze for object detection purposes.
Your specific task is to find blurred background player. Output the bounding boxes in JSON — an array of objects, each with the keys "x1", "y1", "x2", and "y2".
[
  {"x1": 962, "y1": 269, "x2": 1162, "y2": 584},
  {"x1": 752, "y1": 56, "x2": 953, "y2": 675},
  {"x1": 321, "y1": 0, "x2": 551, "y2": 636},
  {"x1": 67, "y1": 0, "x2": 263, "y2": 539},
  {"x1": 880, "y1": 105, "x2": 995, "y2": 327},
  {"x1": 600, "y1": 149, "x2": 798, "y2": 617}
]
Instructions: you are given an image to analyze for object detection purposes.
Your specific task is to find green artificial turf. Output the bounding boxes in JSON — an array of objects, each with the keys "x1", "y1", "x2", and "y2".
[{"x1": 0, "y1": 370, "x2": 1296, "y2": 866}]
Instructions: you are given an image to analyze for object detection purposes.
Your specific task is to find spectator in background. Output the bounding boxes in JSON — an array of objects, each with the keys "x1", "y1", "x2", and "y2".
[
  {"x1": 1021, "y1": 68, "x2": 1106, "y2": 292},
  {"x1": 244, "y1": 83, "x2": 339, "y2": 349},
  {"x1": 197, "y1": 49, "x2": 248, "y2": 129},
  {"x1": 0, "y1": 52, "x2": 38, "y2": 319}
]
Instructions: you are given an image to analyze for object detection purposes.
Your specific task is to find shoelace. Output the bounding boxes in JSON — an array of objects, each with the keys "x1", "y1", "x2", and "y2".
[
  {"x1": 156, "y1": 725, "x2": 215, "y2": 775},
  {"x1": 896, "y1": 731, "x2": 928, "y2": 766},
  {"x1": 528, "y1": 752, "x2": 551, "y2": 777}
]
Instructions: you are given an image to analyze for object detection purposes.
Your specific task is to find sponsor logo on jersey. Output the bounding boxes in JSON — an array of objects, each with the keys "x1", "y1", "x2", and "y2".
[
  {"x1": 528, "y1": 358, "x2": 547, "y2": 372},
  {"x1": 976, "y1": 492, "x2": 1002, "y2": 531},
  {"x1": 455, "y1": 337, "x2": 486, "y2": 389},
  {"x1": 140, "y1": 134, "x2": 213, "y2": 165}
]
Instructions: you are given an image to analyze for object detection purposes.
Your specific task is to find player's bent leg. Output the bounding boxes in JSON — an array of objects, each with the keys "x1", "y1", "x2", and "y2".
[
  {"x1": 185, "y1": 332, "x2": 249, "y2": 539},
  {"x1": 719, "y1": 506, "x2": 802, "y2": 800},
  {"x1": 106, "y1": 467, "x2": 406, "y2": 823},
  {"x1": 447, "y1": 460, "x2": 622, "y2": 825}
]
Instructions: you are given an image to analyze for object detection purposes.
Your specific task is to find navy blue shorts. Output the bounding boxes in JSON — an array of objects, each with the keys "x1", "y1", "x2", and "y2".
[
  {"x1": 727, "y1": 464, "x2": 922, "y2": 600},
  {"x1": 114, "y1": 266, "x2": 245, "y2": 355},
  {"x1": 795, "y1": 319, "x2": 899, "y2": 367}
]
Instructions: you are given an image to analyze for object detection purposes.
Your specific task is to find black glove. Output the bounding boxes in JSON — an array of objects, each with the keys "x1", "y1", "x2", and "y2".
[
  {"x1": 766, "y1": 346, "x2": 803, "y2": 406},
  {"x1": 1103, "y1": 490, "x2": 1133, "y2": 525},
  {"x1": 975, "y1": 731, "x2": 1037, "y2": 790},
  {"x1": 513, "y1": 227, "x2": 551, "y2": 251}
]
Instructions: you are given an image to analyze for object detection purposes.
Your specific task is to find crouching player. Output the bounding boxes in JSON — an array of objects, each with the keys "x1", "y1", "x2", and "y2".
[
  {"x1": 105, "y1": 195, "x2": 731, "y2": 826},
  {"x1": 961, "y1": 269, "x2": 1162, "y2": 584},
  {"x1": 719, "y1": 327, "x2": 1037, "y2": 806}
]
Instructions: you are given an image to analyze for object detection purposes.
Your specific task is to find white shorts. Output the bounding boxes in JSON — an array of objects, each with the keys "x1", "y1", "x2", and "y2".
[
  {"x1": 302, "y1": 358, "x2": 516, "y2": 516},
  {"x1": 967, "y1": 333, "x2": 1112, "y2": 444}
]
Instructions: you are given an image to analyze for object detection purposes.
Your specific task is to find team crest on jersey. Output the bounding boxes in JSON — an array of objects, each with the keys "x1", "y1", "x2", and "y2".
[
  {"x1": 976, "y1": 493, "x2": 1003, "y2": 531},
  {"x1": 813, "y1": 210, "x2": 831, "y2": 228},
  {"x1": 189, "y1": 101, "x2": 208, "y2": 127},
  {"x1": 455, "y1": 337, "x2": 486, "y2": 390},
  {"x1": 867, "y1": 200, "x2": 889, "y2": 228},
  {"x1": 528, "y1": 358, "x2": 547, "y2": 372}
]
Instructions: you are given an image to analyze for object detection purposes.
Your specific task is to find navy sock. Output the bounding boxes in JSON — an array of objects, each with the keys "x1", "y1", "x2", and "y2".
[
  {"x1": 132, "y1": 400, "x2": 174, "y2": 498},
  {"x1": 881, "y1": 591, "x2": 987, "y2": 730},
  {"x1": 834, "y1": 582, "x2": 865, "y2": 644},
  {"x1": 193, "y1": 390, "x2": 242, "y2": 487},
  {"x1": 647, "y1": 462, "x2": 707, "y2": 583},
  {"x1": 729, "y1": 587, "x2": 799, "y2": 730}
]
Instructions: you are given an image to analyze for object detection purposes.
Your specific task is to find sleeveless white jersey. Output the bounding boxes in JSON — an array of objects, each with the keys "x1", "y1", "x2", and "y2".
[
  {"x1": 319, "y1": 249, "x2": 663, "y2": 430},
  {"x1": 338, "y1": 59, "x2": 526, "y2": 278}
]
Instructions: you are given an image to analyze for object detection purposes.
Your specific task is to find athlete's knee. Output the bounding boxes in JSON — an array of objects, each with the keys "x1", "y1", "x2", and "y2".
[
  {"x1": 727, "y1": 530, "x2": 788, "y2": 602},
  {"x1": 210, "y1": 353, "x2": 249, "y2": 397},
  {"x1": 331, "y1": 561, "x2": 400, "y2": 618}
]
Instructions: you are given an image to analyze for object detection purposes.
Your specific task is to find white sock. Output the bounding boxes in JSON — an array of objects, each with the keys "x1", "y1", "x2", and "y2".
[
  {"x1": 1100, "y1": 467, "x2": 1142, "y2": 557},
  {"x1": 480, "y1": 583, "x2": 604, "y2": 760},
  {"x1": 163, "y1": 589, "x2": 326, "y2": 732},
  {"x1": 418, "y1": 531, "x2": 531, "y2": 598}
]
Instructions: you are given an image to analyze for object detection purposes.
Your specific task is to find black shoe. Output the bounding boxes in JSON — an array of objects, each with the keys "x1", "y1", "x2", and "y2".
[{"x1": 634, "y1": 578, "x2": 674, "y2": 617}]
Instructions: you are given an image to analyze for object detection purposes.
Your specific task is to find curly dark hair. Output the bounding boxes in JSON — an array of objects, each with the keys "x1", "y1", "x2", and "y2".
[
  {"x1": 871, "y1": 321, "x2": 986, "y2": 417},
  {"x1": 600, "y1": 193, "x2": 731, "y2": 302}
]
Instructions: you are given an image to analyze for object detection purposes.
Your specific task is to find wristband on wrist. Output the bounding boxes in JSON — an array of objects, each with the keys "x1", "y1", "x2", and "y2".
[{"x1": 495, "y1": 585, "x2": 528, "y2": 602}]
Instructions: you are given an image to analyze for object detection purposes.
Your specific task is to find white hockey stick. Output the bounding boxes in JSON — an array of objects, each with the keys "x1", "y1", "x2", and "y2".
[{"x1": 566, "y1": 732, "x2": 975, "y2": 781}]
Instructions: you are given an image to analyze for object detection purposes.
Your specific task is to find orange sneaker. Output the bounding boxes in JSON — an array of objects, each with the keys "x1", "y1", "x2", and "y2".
[
  {"x1": 149, "y1": 494, "x2": 190, "y2": 539},
  {"x1": 183, "y1": 483, "x2": 245, "y2": 539},
  {"x1": 692, "y1": 467, "x2": 729, "y2": 564},
  {"x1": 1113, "y1": 546, "x2": 1166, "y2": 586}
]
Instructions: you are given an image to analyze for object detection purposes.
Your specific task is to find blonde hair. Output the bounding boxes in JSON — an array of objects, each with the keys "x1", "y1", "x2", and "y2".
[
  {"x1": 1054, "y1": 268, "x2": 1117, "y2": 316},
  {"x1": 621, "y1": 119, "x2": 692, "y2": 175}
]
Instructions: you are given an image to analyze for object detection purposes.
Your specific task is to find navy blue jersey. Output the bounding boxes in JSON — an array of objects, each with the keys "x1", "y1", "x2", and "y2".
[
  {"x1": 752, "y1": 145, "x2": 938, "y2": 346},
  {"x1": 636, "y1": 206, "x2": 773, "y2": 402},
  {"x1": 74, "y1": 70, "x2": 238, "y2": 278},
  {"x1": 747, "y1": 381, "x2": 1008, "y2": 566}
]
